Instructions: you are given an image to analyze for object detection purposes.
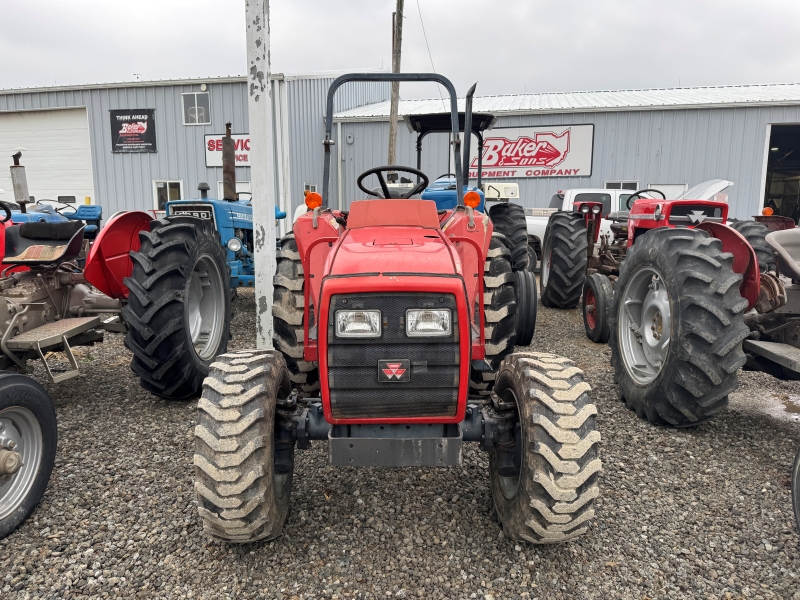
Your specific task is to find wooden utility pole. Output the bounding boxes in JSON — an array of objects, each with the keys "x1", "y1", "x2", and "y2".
[
  {"x1": 387, "y1": 0, "x2": 404, "y2": 166},
  {"x1": 246, "y1": 0, "x2": 276, "y2": 349}
]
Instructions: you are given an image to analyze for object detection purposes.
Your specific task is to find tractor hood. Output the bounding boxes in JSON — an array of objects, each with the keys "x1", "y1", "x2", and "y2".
[
  {"x1": 329, "y1": 227, "x2": 456, "y2": 276},
  {"x1": 679, "y1": 179, "x2": 733, "y2": 202}
]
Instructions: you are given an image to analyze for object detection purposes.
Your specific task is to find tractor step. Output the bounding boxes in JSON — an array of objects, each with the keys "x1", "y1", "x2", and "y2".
[
  {"x1": 328, "y1": 423, "x2": 462, "y2": 467},
  {"x1": 6, "y1": 316, "x2": 102, "y2": 383},
  {"x1": 744, "y1": 339, "x2": 800, "y2": 374}
]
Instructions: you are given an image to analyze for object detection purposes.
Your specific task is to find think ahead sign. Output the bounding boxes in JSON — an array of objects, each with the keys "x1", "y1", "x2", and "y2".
[
  {"x1": 469, "y1": 124, "x2": 594, "y2": 178},
  {"x1": 110, "y1": 109, "x2": 157, "y2": 153}
]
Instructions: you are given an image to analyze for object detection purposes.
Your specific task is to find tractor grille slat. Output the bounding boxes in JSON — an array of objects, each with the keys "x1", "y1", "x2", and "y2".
[{"x1": 327, "y1": 293, "x2": 460, "y2": 419}]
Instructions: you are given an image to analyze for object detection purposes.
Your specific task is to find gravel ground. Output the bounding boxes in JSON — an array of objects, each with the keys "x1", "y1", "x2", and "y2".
[{"x1": 2, "y1": 287, "x2": 799, "y2": 599}]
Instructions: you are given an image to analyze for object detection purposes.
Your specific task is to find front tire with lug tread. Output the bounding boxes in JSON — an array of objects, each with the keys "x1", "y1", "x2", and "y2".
[
  {"x1": 490, "y1": 352, "x2": 601, "y2": 543},
  {"x1": 610, "y1": 228, "x2": 749, "y2": 427},
  {"x1": 124, "y1": 216, "x2": 231, "y2": 400},
  {"x1": 194, "y1": 350, "x2": 294, "y2": 543}
]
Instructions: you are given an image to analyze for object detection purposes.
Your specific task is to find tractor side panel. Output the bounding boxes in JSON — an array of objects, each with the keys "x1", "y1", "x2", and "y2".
[{"x1": 84, "y1": 211, "x2": 152, "y2": 299}]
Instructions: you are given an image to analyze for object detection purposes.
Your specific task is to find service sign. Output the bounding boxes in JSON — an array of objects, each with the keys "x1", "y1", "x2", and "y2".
[
  {"x1": 110, "y1": 109, "x2": 156, "y2": 153},
  {"x1": 469, "y1": 124, "x2": 594, "y2": 179},
  {"x1": 204, "y1": 134, "x2": 250, "y2": 167}
]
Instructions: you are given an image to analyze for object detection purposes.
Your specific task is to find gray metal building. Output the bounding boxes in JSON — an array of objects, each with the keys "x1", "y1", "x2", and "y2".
[
  {"x1": 333, "y1": 83, "x2": 800, "y2": 220},
  {"x1": 0, "y1": 70, "x2": 389, "y2": 221}
]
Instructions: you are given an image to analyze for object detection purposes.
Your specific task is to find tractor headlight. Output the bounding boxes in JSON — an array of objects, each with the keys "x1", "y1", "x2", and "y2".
[
  {"x1": 227, "y1": 237, "x2": 243, "y2": 252},
  {"x1": 591, "y1": 204, "x2": 601, "y2": 214},
  {"x1": 406, "y1": 309, "x2": 451, "y2": 337},
  {"x1": 580, "y1": 204, "x2": 590, "y2": 214},
  {"x1": 335, "y1": 310, "x2": 381, "y2": 338}
]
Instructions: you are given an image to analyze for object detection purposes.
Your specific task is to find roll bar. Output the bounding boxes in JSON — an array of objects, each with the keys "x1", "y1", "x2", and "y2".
[{"x1": 322, "y1": 73, "x2": 466, "y2": 208}]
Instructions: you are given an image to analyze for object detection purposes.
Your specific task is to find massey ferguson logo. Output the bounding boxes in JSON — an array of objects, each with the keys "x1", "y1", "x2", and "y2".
[
  {"x1": 119, "y1": 122, "x2": 148, "y2": 134},
  {"x1": 378, "y1": 359, "x2": 410, "y2": 382},
  {"x1": 474, "y1": 130, "x2": 571, "y2": 168},
  {"x1": 687, "y1": 210, "x2": 707, "y2": 224}
]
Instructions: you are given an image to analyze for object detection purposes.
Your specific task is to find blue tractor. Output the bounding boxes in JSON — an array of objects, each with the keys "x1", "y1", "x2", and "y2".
[{"x1": 165, "y1": 183, "x2": 286, "y2": 289}]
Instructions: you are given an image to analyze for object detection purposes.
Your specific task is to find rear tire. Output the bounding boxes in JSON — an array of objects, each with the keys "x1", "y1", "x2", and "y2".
[
  {"x1": 489, "y1": 203, "x2": 529, "y2": 271},
  {"x1": 124, "y1": 216, "x2": 231, "y2": 400},
  {"x1": 582, "y1": 273, "x2": 613, "y2": 343},
  {"x1": 513, "y1": 270, "x2": 537, "y2": 347},
  {"x1": 272, "y1": 233, "x2": 320, "y2": 397},
  {"x1": 0, "y1": 374, "x2": 57, "y2": 540},
  {"x1": 729, "y1": 220, "x2": 774, "y2": 273},
  {"x1": 194, "y1": 350, "x2": 294, "y2": 543},
  {"x1": 610, "y1": 228, "x2": 749, "y2": 427},
  {"x1": 526, "y1": 245, "x2": 538, "y2": 272},
  {"x1": 540, "y1": 212, "x2": 588, "y2": 309},
  {"x1": 470, "y1": 233, "x2": 517, "y2": 396},
  {"x1": 490, "y1": 353, "x2": 601, "y2": 543}
]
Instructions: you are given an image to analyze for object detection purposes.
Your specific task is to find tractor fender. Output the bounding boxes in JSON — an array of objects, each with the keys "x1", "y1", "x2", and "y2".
[
  {"x1": 696, "y1": 222, "x2": 760, "y2": 311},
  {"x1": 84, "y1": 211, "x2": 153, "y2": 299}
]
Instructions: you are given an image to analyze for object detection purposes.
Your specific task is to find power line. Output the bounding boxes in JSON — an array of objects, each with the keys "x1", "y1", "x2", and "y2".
[{"x1": 416, "y1": 0, "x2": 445, "y2": 111}]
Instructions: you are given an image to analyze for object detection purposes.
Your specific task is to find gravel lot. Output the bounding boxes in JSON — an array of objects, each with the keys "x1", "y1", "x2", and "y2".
[{"x1": 2, "y1": 288, "x2": 799, "y2": 599}]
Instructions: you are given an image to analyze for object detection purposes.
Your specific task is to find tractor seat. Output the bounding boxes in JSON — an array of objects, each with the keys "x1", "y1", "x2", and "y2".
[
  {"x1": 3, "y1": 221, "x2": 85, "y2": 265},
  {"x1": 766, "y1": 229, "x2": 800, "y2": 281}
]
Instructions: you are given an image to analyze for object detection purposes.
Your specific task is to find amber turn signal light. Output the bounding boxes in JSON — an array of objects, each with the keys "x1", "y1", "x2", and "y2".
[
  {"x1": 305, "y1": 191, "x2": 322, "y2": 209},
  {"x1": 464, "y1": 191, "x2": 481, "y2": 209},
  {"x1": 762, "y1": 206, "x2": 774, "y2": 216}
]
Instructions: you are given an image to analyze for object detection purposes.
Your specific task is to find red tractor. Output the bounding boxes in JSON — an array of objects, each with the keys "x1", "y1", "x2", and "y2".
[
  {"x1": 541, "y1": 180, "x2": 800, "y2": 428},
  {"x1": 0, "y1": 192, "x2": 231, "y2": 539},
  {"x1": 193, "y1": 73, "x2": 600, "y2": 544}
]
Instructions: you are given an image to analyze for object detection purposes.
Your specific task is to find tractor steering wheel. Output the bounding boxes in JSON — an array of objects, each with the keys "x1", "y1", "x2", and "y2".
[
  {"x1": 626, "y1": 188, "x2": 666, "y2": 210},
  {"x1": 357, "y1": 166, "x2": 430, "y2": 199},
  {"x1": 0, "y1": 202, "x2": 12, "y2": 224},
  {"x1": 435, "y1": 173, "x2": 456, "y2": 180}
]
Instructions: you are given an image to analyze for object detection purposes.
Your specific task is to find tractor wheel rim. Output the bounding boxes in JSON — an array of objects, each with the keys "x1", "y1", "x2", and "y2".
[
  {"x1": 619, "y1": 267, "x2": 671, "y2": 385},
  {"x1": 187, "y1": 254, "x2": 226, "y2": 361},
  {"x1": 498, "y1": 388, "x2": 522, "y2": 501},
  {"x1": 541, "y1": 235, "x2": 552, "y2": 288},
  {"x1": 0, "y1": 407, "x2": 43, "y2": 521},
  {"x1": 585, "y1": 288, "x2": 597, "y2": 330}
]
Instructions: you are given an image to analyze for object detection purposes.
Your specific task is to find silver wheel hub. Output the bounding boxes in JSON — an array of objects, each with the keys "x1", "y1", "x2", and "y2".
[
  {"x1": 187, "y1": 254, "x2": 226, "y2": 361},
  {"x1": 619, "y1": 267, "x2": 672, "y2": 385},
  {"x1": 0, "y1": 408, "x2": 43, "y2": 521}
]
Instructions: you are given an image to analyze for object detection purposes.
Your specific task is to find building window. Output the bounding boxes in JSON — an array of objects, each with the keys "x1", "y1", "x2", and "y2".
[
  {"x1": 154, "y1": 180, "x2": 183, "y2": 210},
  {"x1": 182, "y1": 92, "x2": 211, "y2": 125},
  {"x1": 304, "y1": 183, "x2": 317, "y2": 193},
  {"x1": 217, "y1": 181, "x2": 251, "y2": 200},
  {"x1": 605, "y1": 181, "x2": 638, "y2": 190}
]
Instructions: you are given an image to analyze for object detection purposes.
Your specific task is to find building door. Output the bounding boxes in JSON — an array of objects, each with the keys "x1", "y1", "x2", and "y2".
[
  {"x1": 764, "y1": 124, "x2": 800, "y2": 222},
  {"x1": 0, "y1": 107, "x2": 94, "y2": 204}
]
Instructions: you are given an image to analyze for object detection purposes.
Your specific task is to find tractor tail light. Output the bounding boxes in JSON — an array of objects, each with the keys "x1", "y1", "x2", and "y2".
[
  {"x1": 464, "y1": 191, "x2": 481, "y2": 208},
  {"x1": 762, "y1": 206, "x2": 774, "y2": 216},
  {"x1": 305, "y1": 191, "x2": 322, "y2": 210}
]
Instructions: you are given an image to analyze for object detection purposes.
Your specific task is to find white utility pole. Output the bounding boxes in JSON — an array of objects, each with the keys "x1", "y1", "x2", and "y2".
[
  {"x1": 387, "y1": 0, "x2": 404, "y2": 165},
  {"x1": 246, "y1": 0, "x2": 276, "y2": 349}
]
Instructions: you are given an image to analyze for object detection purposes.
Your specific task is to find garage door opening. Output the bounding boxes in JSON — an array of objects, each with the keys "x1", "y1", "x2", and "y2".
[{"x1": 764, "y1": 124, "x2": 800, "y2": 221}]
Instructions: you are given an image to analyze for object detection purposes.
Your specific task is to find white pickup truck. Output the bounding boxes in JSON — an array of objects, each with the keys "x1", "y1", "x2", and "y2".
[{"x1": 525, "y1": 181, "x2": 733, "y2": 262}]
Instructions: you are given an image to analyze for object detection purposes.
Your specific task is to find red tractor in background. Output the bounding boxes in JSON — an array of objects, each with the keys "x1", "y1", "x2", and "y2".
[
  {"x1": 541, "y1": 180, "x2": 800, "y2": 428},
  {"x1": 193, "y1": 73, "x2": 600, "y2": 545},
  {"x1": 0, "y1": 177, "x2": 231, "y2": 540}
]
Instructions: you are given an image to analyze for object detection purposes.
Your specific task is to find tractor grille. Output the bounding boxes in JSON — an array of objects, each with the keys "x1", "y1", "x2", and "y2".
[
  {"x1": 668, "y1": 204, "x2": 724, "y2": 226},
  {"x1": 169, "y1": 204, "x2": 215, "y2": 225},
  {"x1": 327, "y1": 292, "x2": 460, "y2": 419}
]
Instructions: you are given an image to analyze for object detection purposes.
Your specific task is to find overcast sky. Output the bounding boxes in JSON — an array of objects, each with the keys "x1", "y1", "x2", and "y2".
[{"x1": 2, "y1": 0, "x2": 799, "y2": 99}]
